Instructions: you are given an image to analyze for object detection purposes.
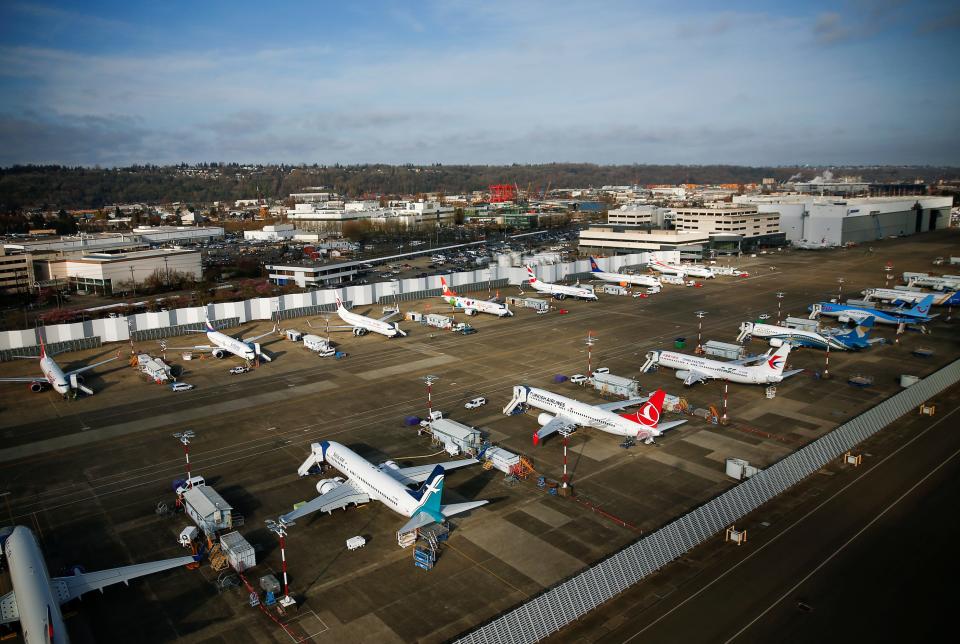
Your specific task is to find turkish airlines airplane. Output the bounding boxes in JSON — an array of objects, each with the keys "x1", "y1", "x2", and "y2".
[
  {"x1": 588, "y1": 257, "x2": 661, "y2": 288},
  {"x1": 279, "y1": 441, "x2": 487, "y2": 534},
  {"x1": 440, "y1": 277, "x2": 512, "y2": 317},
  {"x1": 643, "y1": 343, "x2": 801, "y2": 386},
  {"x1": 0, "y1": 335, "x2": 117, "y2": 396},
  {"x1": 649, "y1": 260, "x2": 716, "y2": 279},
  {"x1": 0, "y1": 525, "x2": 194, "y2": 644},
  {"x1": 505, "y1": 386, "x2": 685, "y2": 445},
  {"x1": 162, "y1": 316, "x2": 278, "y2": 361},
  {"x1": 524, "y1": 265, "x2": 598, "y2": 300}
]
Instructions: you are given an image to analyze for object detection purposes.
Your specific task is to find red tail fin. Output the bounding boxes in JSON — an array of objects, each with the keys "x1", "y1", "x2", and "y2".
[
  {"x1": 620, "y1": 389, "x2": 665, "y2": 428},
  {"x1": 39, "y1": 332, "x2": 46, "y2": 359},
  {"x1": 440, "y1": 276, "x2": 455, "y2": 296}
]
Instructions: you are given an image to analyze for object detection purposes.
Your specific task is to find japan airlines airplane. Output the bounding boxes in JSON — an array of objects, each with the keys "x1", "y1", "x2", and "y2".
[
  {"x1": 506, "y1": 386, "x2": 686, "y2": 445},
  {"x1": 649, "y1": 260, "x2": 716, "y2": 279},
  {"x1": 161, "y1": 316, "x2": 278, "y2": 361},
  {"x1": 321, "y1": 296, "x2": 406, "y2": 337},
  {"x1": 0, "y1": 525, "x2": 194, "y2": 644},
  {"x1": 737, "y1": 318, "x2": 875, "y2": 351},
  {"x1": 862, "y1": 287, "x2": 960, "y2": 307},
  {"x1": 809, "y1": 295, "x2": 936, "y2": 326},
  {"x1": 0, "y1": 335, "x2": 117, "y2": 396},
  {"x1": 643, "y1": 343, "x2": 802, "y2": 386},
  {"x1": 524, "y1": 265, "x2": 598, "y2": 300},
  {"x1": 440, "y1": 277, "x2": 512, "y2": 317},
  {"x1": 588, "y1": 257, "x2": 661, "y2": 288},
  {"x1": 279, "y1": 441, "x2": 487, "y2": 534}
]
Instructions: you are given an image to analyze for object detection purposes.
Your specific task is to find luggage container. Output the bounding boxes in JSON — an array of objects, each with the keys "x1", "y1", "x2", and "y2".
[
  {"x1": 220, "y1": 531, "x2": 256, "y2": 572},
  {"x1": 285, "y1": 329, "x2": 302, "y2": 342},
  {"x1": 346, "y1": 536, "x2": 366, "y2": 550}
]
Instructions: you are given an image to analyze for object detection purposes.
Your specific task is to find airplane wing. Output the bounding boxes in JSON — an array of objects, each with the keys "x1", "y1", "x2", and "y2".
[
  {"x1": 160, "y1": 340, "x2": 217, "y2": 352},
  {"x1": 534, "y1": 415, "x2": 577, "y2": 444},
  {"x1": 728, "y1": 353, "x2": 769, "y2": 366},
  {"x1": 683, "y1": 369, "x2": 710, "y2": 386},
  {"x1": 381, "y1": 459, "x2": 478, "y2": 486},
  {"x1": 240, "y1": 325, "x2": 278, "y2": 344},
  {"x1": 595, "y1": 396, "x2": 650, "y2": 412},
  {"x1": 52, "y1": 555, "x2": 196, "y2": 603},
  {"x1": 279, "y1": 480, "x2": 370, "y2": 524},
  {"x1": 0, "y1": 377, "x2": 42, "y2": 383},
  {"x1": 65, "y1": 355, "x2": 119, "y2": 378},
  {"x1": 0, "y1": 591, "x2": 18, "y2": 624},
  {"x1": 378, "y1": 310, "x2": 399, "y2": 322}
]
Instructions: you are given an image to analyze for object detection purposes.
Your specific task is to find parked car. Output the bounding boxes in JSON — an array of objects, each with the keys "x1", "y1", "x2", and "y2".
[
  {"x1": 592, "y1": 367, "x2": 610, "y2": 375},
  {"x1": 569, "y1": 374, "x2": 588, "y2": 385},
  {"x1": 464, "y1": 397, "x2": 487, "y2": 409},
  {"x1": 170, "y1": 382, "x2": 194, "y2": 392},
  {"x1": 229, "y1": 366, "x2": 250, "y2": 375}
]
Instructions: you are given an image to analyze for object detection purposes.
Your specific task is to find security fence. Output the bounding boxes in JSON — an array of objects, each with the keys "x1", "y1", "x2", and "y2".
[
  {"x1": 0, "y1": 336, "x2": 102, "y2": 362},
  {"x1": 455, "y1": 359, "x2": 960, "y2": 644},
  {"x1": 131, "y1": 318, "x2": 240, "y2": 342},
  {"x1": 379, "y1": 279, "x2": 510, "y2": 304}
]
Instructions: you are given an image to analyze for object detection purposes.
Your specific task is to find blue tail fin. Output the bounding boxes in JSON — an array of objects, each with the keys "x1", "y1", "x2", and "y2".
[
  {"x1": 905, "y1": 295, "x2": 934, "y2": 317},
  {"x1": 589, "y1": 257, "x2": 602, "y2": 272},
  {"x1": 839, "y1": 316, "x2": 873, "y2": 345},
  {"x1": 408, "y1": 465, "x2": 444, "y2": 517}
]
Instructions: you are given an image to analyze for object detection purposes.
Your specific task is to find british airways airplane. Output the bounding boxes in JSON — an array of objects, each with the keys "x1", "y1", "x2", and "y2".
[
  {"x1": 279, "y1": 441, "x2": 487, "y2": 534},
  {"x1": 587, "y1": 257, "x2": 661, "y2": 288},
  {"x1": 809, "y1": 295, "x2": 937, "y2": 326}
]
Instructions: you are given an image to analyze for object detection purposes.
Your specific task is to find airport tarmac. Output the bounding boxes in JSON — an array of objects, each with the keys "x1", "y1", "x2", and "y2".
[{"x1": 0, "y1": 229, "x2": 957, "y2": 643}]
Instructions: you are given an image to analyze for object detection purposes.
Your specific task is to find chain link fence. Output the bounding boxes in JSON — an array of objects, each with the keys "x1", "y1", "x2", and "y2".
[{"x1": 0, "y1": 336, "x2": 102, "y2": 361}]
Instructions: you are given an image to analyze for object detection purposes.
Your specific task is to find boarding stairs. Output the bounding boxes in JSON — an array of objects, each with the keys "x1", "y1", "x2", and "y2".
[
  {"x1": 736, "y1": 323, "x2": 752, "y2": 343},
  {"x1": 639, "y1": 352, "x2": 658, "y2": 374},
  {"x1": 296, "y1": 443, "x2": 325, "y2": 477},
  {"x1": 809, "y1": 304, "x2": 823, "y2": 320},
  {"x1": 502, "y1": 386, "x2": 526, "y2": 416}
]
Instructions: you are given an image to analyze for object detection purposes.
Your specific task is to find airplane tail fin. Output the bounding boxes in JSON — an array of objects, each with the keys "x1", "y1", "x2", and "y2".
[
  {"x1": 905, "y1": 295, "x2": 934, "y2": 317},
  {"x1": 335, "y1": 296, "x2": 345, "y2": 310},
  {"x1": 525, "y1": 265, "x2": 537, "y2": 283},
  {"x1": 409, "y1": 465, "x2": 444, "y2": 517},
  {"x1": 620, "y1": 389, "x2": 666, "y2": 429},
  {"x1": 204, "y1": 315, "x2": 216, "y2": 332},
  {"x1": 440, "y1": 276, "x2": 456, "y2": 296},
  {"x1": 764, "y1": 343, "x2": 791, "y2": 375},
  {"x1": 38, "y1": 330, "x2": 46, "y2": 359},
  {"x1": 589, "y1": 257, "x2": 602, "y2": 273}
]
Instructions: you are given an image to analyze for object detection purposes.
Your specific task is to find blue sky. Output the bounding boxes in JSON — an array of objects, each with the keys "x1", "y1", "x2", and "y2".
[{"x1": 0, "y1": 0, "x2": 958, "y2": 166}]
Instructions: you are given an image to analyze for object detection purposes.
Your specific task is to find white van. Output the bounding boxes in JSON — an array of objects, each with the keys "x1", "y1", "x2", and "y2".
[
  {"x1": 569, "y1": 374, "x2": 588, "y2": 385},
  {"x1": 175, "y1": 476, "x2": 205, "y2": 495},
  {"x1": 171, "y1": 382, "x2": 194, "y2": 392}
]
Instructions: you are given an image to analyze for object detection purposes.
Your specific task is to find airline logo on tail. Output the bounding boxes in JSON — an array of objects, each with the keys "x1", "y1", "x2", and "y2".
[
  {"x1": 767, "y1": 354, "x2": 785, "y2": 370},
  {"x1": 335, "y1": 296, "x2": 344, "y2": 309},
  {"x1": 440, "y1": 277, "x2": 456, "y2": 296},
  {"x1": 409, "y1": 465, "x2": 445, "y2": 519},
  {"x1": 204, "y1": 317, "x2": 216, "y2": 332},
  {"x1": 525, "y1": 266, "x2": 537, "y2": 283},
  {"x1": 589, "y1": 257, "x2": 601, "y2": 272},
  {"x1": 622, "y1": 389, "x2": 665, "y2": 428},
  {"x1": 38, "y1": 332, "x2": 47, "y2": 359}
]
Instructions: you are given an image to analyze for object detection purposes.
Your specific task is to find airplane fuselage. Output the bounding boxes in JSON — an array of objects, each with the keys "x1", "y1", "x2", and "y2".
[
  {"x1": 3, "y1": 526, "x2": 68, "y2": 644},
  {"x1": 655, "y1": 351, "x2": 782, "y2": 384},
  {"x1": 336, "y1": 307, "x2": 402, "y2": 337},
  {"x1": 592, "y1": 270, "x2": 661, "y2": 288},
  {"x1": 206, "y1": 329, "x2": 257, "y2": 360},
  {"x1": 39, "y1": 355, "x2": 71, "y2": 395},
  {"x1": 813, "y1": 302, "x2": 931, "y2": 325},
  {"x1": 443, "y1": 294, "x2": 512, "y2": 317},
  {"x1": 741, "y1": 322, "x2": 850, "y2": 351},
  {"x1": 864, "y1": 288, "x2": 959, "y2": 307},
  {"x1": 651, "y1": 261, "x2": 715, "y2": 279},
  {"x1": 321, "y1": 442, "x2": 420, "y2": 516},
  {"x1": 529, "y1": 279, "x2": 597, "y2": 300},
  {"x1": 519, "y1": 386, "x2": 654, "y2": 438}
]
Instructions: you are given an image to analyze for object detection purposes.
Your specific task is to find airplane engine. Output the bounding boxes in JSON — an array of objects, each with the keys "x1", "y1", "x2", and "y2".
[
  {"x1": 73, "y1": 374, "x2": 84, "y2": 384},
  {"x1": 537, "y1": 413, "x2": 555, "y2": 426},
  {"x1": 464, "y1": 309, "x2": 477, "y2": 316},
  {"x1": 316, "y1": 477, "x2": 344, "y2": 495},
  {"x1": 675, "y1": 370, "x2": 691, "y2": 381},
  {"x1": 380, "y1": 460, "x2": 399, "y2": 470},
  {"x1": 212, "y1": 348, "x2": 227, "y2": 359},
  {"x1": 769, "y1": 338, "x2": 784, "y2": 348},
  {"x1": 555, "y1": 293, "x2": 566, "y2": 300},
  {"x1": 29, "y1": 381, "x2": 49, "y2": 393},
  {"x1": 353, "y1": 327, "x2": 368, "y2": 336}
]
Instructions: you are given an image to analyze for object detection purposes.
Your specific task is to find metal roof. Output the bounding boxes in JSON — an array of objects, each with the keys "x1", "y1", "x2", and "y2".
[{"x1": 183, "y1": 485, "x2": 232, "y2": 518}]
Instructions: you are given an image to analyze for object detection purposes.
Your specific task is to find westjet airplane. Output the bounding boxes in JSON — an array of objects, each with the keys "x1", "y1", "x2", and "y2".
[
  {"x1": 809, "y1": 295, "x2": 936, "y2": 326},
  {"x1": 505, "y1": 386, "x2": 685, "y2": 445},
  {"x1": 0, "y1": 335, "x2": 117, "y2": 396},
  {"x1": 161, "y1": 316, "x2": 278, "y2": 361},
  {"x1": 524, "y1": 266, "x2": 597, "y2": 300},
  {"x1": 280, "y1": 441, "x2": 487, "y2": 534},
  {"x1": 440, "y1": 277, "x2": 512, "y2": 317},
  {"x1": 737, "y1": 318, "x2": 875, "y2": 351},
  {"x1": 649, "y1": 260, "x2": 715, "y2": 279},
  {"x1": 588, "y1": 257, "x2": 661, "y2": 288},
  {"x1": 643, "y1": 343, "x2": 802, "y2": 386}
]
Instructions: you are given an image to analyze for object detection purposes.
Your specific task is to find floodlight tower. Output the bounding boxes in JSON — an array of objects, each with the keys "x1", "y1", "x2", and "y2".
[
  {"x1": 585, "y1": 331, "x2": 598, "y2": 375},
  {"x1": 775, "y1": 292, "x2": 785, "y2": 324},
  {"x1": 694, "y1": 311, "x2": 707, "y2": 353},
  {"x1": 421, "y1": 375, "x2": 440, "y2": 420},
  {"x1": 266, "y1": 519, "x2": 295, "y2": 605},
  {"x1": 172, "y1": 430, "x2": 196, "y2": 487}
]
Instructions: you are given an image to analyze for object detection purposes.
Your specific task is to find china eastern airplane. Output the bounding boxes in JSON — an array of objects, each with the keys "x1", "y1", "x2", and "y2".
[
  {"x1": 279, "y1": 441, "x2": 486, "y2": 534},
  {"x1": 737, "y1": 318, "x2": 875, "y2": 351},
  {"x1": 439, "y1": 277, "x2": 512, "y2": 317},
  {"x1": 643, "y1": 343, "x2": 801, "y2": 386},
  {"x1": 315, "y1": 296, "x2": 406, "y2": 337},
  {"x1": 524, "y1": 265, "x2": 598, "y2": 300},
  {"x1": 809, "y1": 295, "x2": 936, "y2": 326},
  {"x1": 649, "y1": 260, "x2": 715, "y2": 279},
  {"x1": 505, "y1": 386, "x2": 686, "y2": 445},
  {"x1": 161, "y1": 316, "x2": 277, "y2": 361},
  {"x1": 588, "y1": 257, "x2": 661, "y2": 288},
  {"x1": 0, "y1": 335, "x2": 118, "y2": 397},
  {"x1": 862, "y1": 287, "x2": 960, "y2": 307},
  {"x1": 0, "y1": 525, "x2": 195, "y2": 644}
]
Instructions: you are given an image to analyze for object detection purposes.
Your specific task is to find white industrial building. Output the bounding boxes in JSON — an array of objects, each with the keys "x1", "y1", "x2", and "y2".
[
  {"x1": 607, "y1": 204, "x2": 672, "y2": 227},
  {"x1": 266, "y1": 260, "x2": 362, "y2": 288},
  {"x1": 734, "y1": 195, "x2": 953, "y2": 247},
  {"x1": 579, "y1": 227, "x2": 711, "y2": 255},
  {"x1": 287, "y1": 200, "x2": 455, "y2": 232},
  {"x1": 132, "y1": 226, "x2": 225, "y2": 244},
  {"x1": 39, "y1": 248, "x2": 201, "y2": 294},
  {"x1": 244, "y1": 223, "x2": 298, "y2": 241}
]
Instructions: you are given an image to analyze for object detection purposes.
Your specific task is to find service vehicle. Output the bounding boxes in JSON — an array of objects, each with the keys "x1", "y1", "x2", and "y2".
[{"x1": 464, "y1": 397, "x2": 487, "y2": 409}]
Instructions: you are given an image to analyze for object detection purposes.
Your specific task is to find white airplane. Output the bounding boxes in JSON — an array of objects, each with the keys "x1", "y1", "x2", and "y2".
[
  {"x1": 0, "y1": 335, "x2": 118, "y2": 397},
  {"x1": 440, "y1": 277, "x2": 512, "y2": 317},
  {"x1": 588, "y1": 257, "x2": 661, "y2": 288},
  {"x1": 737, "y1": 320, "x2": 873, "y2": 351},
  {"x1": 161, "y1": 316, "x2": 277, "y2": 362},
  {"x1": 524, "y1": 265, "x2": 597, "y2": 300},
  {"x1": 279, "y1": 441, "x2": 487, "y2": 534},
  {"x1": 642, "y1": 343, "x2": 801, "y2": 386},
  {"x1": 863, "y1": 287, "x2": 959, "y2": 307},
  {"x1": 317, "y1": 296, "x2": 406, "y2": 337},
  {"x1": 0, "y1": 525, "x2": 194, "y2": 644},
  {"x1": 505, "y1": 386, "x2": 686, "y2": 445},
  {"x1": 649, "y1": 260, "x2": 715, "y2": 279}
]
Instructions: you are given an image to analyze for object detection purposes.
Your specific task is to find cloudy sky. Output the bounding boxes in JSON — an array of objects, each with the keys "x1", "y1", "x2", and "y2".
[{"x1": 1, "y1": 0, "x2": 958, "y2": 166}]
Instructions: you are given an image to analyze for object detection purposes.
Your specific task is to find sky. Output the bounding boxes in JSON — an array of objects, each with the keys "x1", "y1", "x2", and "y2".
[{"x1": 0, "y1": 0, "x2": 958, "y2": 167}]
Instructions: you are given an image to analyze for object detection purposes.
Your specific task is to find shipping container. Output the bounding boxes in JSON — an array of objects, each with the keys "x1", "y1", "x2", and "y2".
[
  {"x1": 424, "y1": 314, "x2": 453, "y2": 329},
  {"x1": 484, "y1": 447, "x2": 520, "y2": 474},
  {"x1": 590, "y1": 372, "x2": 639, "y2": 398},
  {"x1": 702, "y1": 340, "x2": 744, "y2": 361},
  {"x1": 220, "y1": 531, "x2": 256, "y2": 572}
]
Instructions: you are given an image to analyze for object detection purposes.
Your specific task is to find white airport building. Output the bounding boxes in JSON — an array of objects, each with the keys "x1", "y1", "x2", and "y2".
[
  {"x1": 734, "y1": 195, "x2": 953, "y2": 247},
  {"x1": 38, "y1": 248, "x2": 202, "y2": 295},
  {"x1": 244, "y1": 223, "x2": 298, "y2": 241},
  {"x1": 266, "y1": 260, "x2": 363, "y2": 288}
]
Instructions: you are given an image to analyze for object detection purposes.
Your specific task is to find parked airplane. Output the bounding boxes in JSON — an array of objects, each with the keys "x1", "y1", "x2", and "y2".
[
  {"x1": 279, "y1": 441, "x2": 486, "y2": 534},
  {"x1": 0, "y1": 335, "x2": 117, "y2": 396},
  {"x1": 0, "y1": 525, "x2": 194, "y2": 644},
  {"x1": 161, "y1": 316, "x2": 277, "y2": 362},
  {"x1": 642, "y1": 343, "x2": 801, "y2": 386},
  {"x1": 649, "y1": 260, "x2": 715, "y2": 279},
  {"x1": 440, "y1": 277, "x2": 512, "y2": 317},
  {"x1": 524, "y1": 266, "x2": 598, "y2": 300},
  {"x1": 320, "y1": 297, "x2": 406, "y2": 337},
  {"x1": 588, "y1": 257, "x2": 661, "y2": 288},
  {"x1": 504, "y1": 386, "x2": 685, "y2": 445},
  {"x1": 904, "y1": 274, "x2": 960, "y2": 291},
  {"x1": 862, "y1": 287, "x2": 960, "y2": 307},
  {"x1": 737, "y1": 318, "x2": 875, "y2": 351},
  {"x1": 809, "y1": 295, "x2": 936, "y2": 326}
]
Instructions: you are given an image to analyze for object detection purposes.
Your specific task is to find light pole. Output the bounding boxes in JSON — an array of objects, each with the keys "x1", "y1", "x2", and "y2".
[
  {"x1": 421, "y1": 375, "x2": 440, "y2": 421},
  {"x1": 585, "y1": 331, "x2": 597, "y2": 375},
  {"x1": 836, "y1": 277, "x2": 845, "y2": 302},
  {"x1": 265, "y1": 519, "x2": 295, "y2": 605},
  {"x1": 173, "y1": 430, "x2": 195, "y2": 487},
  {"x1": 694, "y1": 311, "x2": 707, "y2": 353},
  {"x1": 775, "y1": 292, "x2": 785, "y2": 325}
]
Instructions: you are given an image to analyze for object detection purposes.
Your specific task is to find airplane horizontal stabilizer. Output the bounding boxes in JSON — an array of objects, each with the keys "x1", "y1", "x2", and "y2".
[
  {"x1": 781, "y1": 368, "x2": 804, "y2": 379},
  {"x1": 440, "y1": 500, "x2": 488, "y2": 518},
  {"x1": 397, "y1": 510, "x2": 436, "y2": 535}
]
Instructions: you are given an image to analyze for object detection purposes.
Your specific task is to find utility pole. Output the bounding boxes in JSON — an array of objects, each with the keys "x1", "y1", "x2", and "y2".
[
  {"x1": 775, "y1": 292, "x2": 785, "y2": 325},
  {"x1": 585, "y1": 331, "x2": 597, "y2": 375},
  {"x1": 129, "y1": 266, "x2": 137, "y2": 296},
  {"x1": 836, "y1": 277, "x2": 845, "y2": 302},
  {"x1": 421, "y1": 374, "x2": 440, "y2": 421},
  {"x1": 265, "y1": 519, "x2": 296, "y2": 607},
  {"x1": 173, "y1": 430, "x2": 196, "y2": 486},
  {"x1": 694, "y1": 310, "x2": 707, "y2": 354},
  {"x1": 163, "y1": 256, "x2": 170, "y2": 286}
]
